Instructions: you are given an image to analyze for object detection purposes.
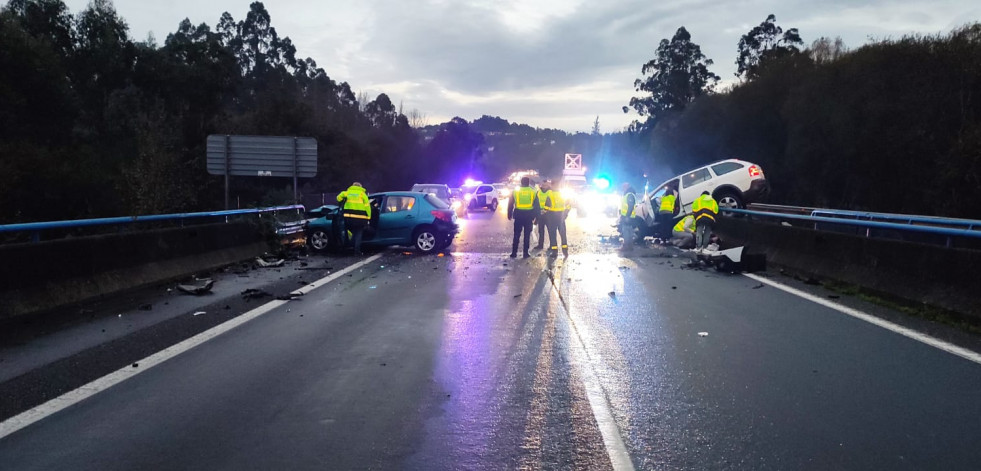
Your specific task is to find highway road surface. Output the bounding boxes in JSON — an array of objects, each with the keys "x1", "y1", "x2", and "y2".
[{"x1": 2, "y1": 203, "x2": 981, "y2": 470}]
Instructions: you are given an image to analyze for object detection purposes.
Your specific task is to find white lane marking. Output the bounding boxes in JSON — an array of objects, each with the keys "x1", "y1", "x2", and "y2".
[
  {"x1": 743, "y1": 273, "x2": 981, "y2": 366},
  {"x1": 0, "y1": 254, "x2": 384, "y2": 440},
  {"x1": 549, "y1": 282, "x2": 636, "y2": 471}
]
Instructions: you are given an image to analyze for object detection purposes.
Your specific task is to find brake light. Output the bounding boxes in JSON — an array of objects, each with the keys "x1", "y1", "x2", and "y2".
[
  {"x1": 748, "y1": 165, "x2": 762, "y2": 177},
  {"x1": 431, "y1": 210, "x2": 453, "y2": 222}
]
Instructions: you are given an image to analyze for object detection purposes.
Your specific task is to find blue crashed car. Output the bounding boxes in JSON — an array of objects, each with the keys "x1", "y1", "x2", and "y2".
[{"x1": 305, "y1": 191, "x2": 459, "y2": 254}]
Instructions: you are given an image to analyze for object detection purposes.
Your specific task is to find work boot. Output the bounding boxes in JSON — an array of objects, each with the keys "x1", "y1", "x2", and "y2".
[
  {"x1": 509, "y1": 252, "x2": 517, "y2": 258},
  {"x1": 562, "y1": 248, "x2": 569, "y2": 258},
  {"x1": 523, "y1": 252, "x2": 531, "y2": 259}
]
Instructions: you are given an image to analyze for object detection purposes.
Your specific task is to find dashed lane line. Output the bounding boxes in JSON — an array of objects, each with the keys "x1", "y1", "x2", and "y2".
[{"x1": 0, "y1": 254, "x2": 384, "y2": 440}]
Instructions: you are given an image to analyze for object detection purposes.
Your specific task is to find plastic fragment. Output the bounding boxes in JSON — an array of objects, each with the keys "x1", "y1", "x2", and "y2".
[{"x1": 698, "y1": 332, "x2": 708, "y2": 337}]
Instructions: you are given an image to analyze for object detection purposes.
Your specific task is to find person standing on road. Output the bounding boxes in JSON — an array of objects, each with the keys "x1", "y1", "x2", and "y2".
[
  {"x1": 543, "y1": 181, "x2": 570, "y2": 258},
  {"x1": 619, "y1": 183, "x2": 640, "y2": 252},
  {"x1": 508, "y1": 176, "x2": 540, "y2": 258},
  {"x1": 670, "y1": 214, "x2": 695, "y2": 249},
  {"x1": 534, "y1": 180, "x2": 551, "y2": 250},
  {"x1": 657, "y1": 185, "x2": 678, "y2": 243},
  {"x1": 692, "y1": 191, "x2": 719, "y2": 252},
  {"x1": 337, "y1": 182, "x2": 371, "y2": 255}
]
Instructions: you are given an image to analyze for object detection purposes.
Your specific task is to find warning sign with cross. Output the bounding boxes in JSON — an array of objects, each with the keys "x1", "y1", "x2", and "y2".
[{"x1": 564, "y1": 153, "x2": 582, "y2": 170}]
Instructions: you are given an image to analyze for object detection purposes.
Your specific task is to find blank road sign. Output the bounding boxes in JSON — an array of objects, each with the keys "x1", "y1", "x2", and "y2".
[{"x1": 207, "y1": 135, "x2": 318, "y2": 178}]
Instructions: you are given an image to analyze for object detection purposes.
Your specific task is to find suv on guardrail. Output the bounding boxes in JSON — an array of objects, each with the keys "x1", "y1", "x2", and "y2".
[{"x1": 637, "y1": 159, "x2": 769, "y2": 225}]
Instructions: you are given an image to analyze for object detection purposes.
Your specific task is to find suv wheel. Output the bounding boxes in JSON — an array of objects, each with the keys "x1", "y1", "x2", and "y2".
[
  {"x1": 715, "y1": 191, "x2": 743, "y2": 212},
  {"x1": 490, "y1": 199, "x2": 499, "y2": 211}
]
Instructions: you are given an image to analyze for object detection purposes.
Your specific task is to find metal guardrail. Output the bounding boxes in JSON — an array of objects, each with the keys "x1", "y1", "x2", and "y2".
[
  {"x1": 725, "y1": 207, "x2": 981, "y2": 247},
  {"x1": 0, "y1": 205, "x2": 306, "y2": 243}
]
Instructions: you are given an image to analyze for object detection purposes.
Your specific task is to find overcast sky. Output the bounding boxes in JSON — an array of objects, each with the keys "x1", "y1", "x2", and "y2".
[{"x1": 64, "y1": 0, "x2": 981, "y2": 133}]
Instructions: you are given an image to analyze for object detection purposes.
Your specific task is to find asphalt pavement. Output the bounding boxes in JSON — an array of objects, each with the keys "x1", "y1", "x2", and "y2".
[{"x1": 2, "y1": 203, "x2": 981, "y2": 470}]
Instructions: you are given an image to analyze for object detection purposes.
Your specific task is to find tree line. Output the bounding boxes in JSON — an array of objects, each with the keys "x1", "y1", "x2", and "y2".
[
  {"x1": 2, "y1": 2, "x2": 978, "y2": 223},
  {"x1": 624, "y1": 15, "x2": 981, "y2": 219}
]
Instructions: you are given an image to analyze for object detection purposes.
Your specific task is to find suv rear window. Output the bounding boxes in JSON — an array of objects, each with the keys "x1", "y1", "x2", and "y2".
[
  {"x1": 710, "y1": 162, "x2": 744, "y2": 176},
  {"x1": 425, "y1": 194, "x2": 450, "y2": 209}
]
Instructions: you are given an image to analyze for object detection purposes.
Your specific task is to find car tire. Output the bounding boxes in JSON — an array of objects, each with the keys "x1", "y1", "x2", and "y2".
[
  {"x1": 307, "y1": 230, "x2": 331, "y2": 253},
  {"x1": 490, "y1": 199, "x2": 499, "y2": 211},
  {"x1": 715, "y1": 191, "x2": 744, "y2": 213},
  {"x1": 413, "y1": 226, "x2": 439, "y2": 253}
]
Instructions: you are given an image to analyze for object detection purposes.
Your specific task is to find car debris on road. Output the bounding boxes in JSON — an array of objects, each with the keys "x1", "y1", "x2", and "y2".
[{"x1": 177, "y1": 278, "x2": 215, "y2": 295}]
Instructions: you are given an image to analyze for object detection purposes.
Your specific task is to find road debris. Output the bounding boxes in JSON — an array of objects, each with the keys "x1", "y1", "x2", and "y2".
[
  {"x1": 608, "y1": 291, "x2": 616, "y2": 298},
  {"x1": 255, "y1": 257, "x2": 285, "y2": 268},
  {"x1": 177, "y1": 278, "x2": 214, "y2": 295},
  {"x1": 241, "y1": 288, "x2": 271, "y2": 301},
  {"x1": 698, "y1": 332, "x2": 709, "y2": 337},
  {"x1": 752, "y1": 283, "x2": 765, "y2": 289},
  {"x1": 138, "y1": 303, "x2": 152, "y2": 311},
  {"x1": 193, "y1": 311, "x2": 206, "y2": 316}
]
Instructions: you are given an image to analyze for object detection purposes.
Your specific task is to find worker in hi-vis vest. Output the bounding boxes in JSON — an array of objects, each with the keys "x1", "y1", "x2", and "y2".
[
  {"x1": 507, "y1": 176, "x2": 540, "y2": 259},
  {"x1": 337, "y1": 182, "x2": 371, "y2": 255}
]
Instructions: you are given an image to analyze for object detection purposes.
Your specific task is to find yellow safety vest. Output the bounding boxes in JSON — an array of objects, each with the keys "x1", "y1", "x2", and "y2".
[
  {"x1": 537, "y1": 189, "x2": 548, "y2": 208},
  {"x1": 660, "y1": 194, "x2": 676, "y2": 213},
  {"x1": 544, "y1": 190, "x2": 566, "y2": 211},
  {"x1": 620, "y1": 192, "x2": 636, "y2": 218},
  {"x1": 673, "y1": 215, "x2": 695, "y2": 233},
  {"x1": 337, "y1": 185, "x2": 371, "y2": 219},
  {"x1": 692, "y1": 194, "x2": 718, "y2": 223},
  {"x1": 514, "y1": 186, "x2": 535, "y2": 210}
]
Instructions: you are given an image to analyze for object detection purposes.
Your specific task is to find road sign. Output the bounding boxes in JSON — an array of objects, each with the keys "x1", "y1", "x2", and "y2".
[
  {"x1": 565, "y1": 153, "x2": 582, "y2": 170},
  {"x1": 206, "y1": 135, "x2": 318, "y2": 208}
]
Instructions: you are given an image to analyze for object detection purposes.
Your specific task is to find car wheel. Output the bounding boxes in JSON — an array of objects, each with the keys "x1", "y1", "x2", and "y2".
[
  {"x1": 413, "y1": 226, "x2": 439, "y2": 253},
  {"x1": 308, "y1": 230, "x2": 331, "y2": 253},
  {"x1": 490, "y1": 199, "x2": 499, "y2": 211},
  {"x1": 715, "y1": 192, "x2": 743, "y2": 212}
]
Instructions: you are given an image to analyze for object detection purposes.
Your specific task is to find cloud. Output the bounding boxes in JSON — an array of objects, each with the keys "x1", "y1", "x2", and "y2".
[{"x1": 63, "y1": 0, "x2": 981, "y2": 132}]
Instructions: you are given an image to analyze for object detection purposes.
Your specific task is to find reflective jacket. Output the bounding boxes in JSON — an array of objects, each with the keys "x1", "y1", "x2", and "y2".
[
  {"x1": 337, "y1": 185, "x2": 371, "y2": 219},
  {"x1": 659, "y1": 193, "x2": 677, "y2": 214},
  {"x1": 514, "y1": 186, "x2": 536, "y2": 210},
  {"x1": 620, "y1": 192, "x2": 636, "y2": 218},
  {"x1": 673, "y1": 215, "x2": 695, "y2": 233},
  {"x1": 692, "y1": 194, "x2": 718, "y2": 223},
  {"x1": 537, "y1": 189, "x2": 549, "y2": 208},
  {"x1": 544, "y1": 190, "x2": 567, "y2": 212}
]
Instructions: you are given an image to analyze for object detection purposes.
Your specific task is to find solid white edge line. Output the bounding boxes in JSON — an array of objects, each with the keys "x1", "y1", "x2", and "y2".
[
  {"x1": 550, "y1": 283, "x2": 636, "y2": 471},
  {"x1": 0, "y1": 253, "x2": 384, "y2": 440},
  {"x1": 743, "y1": 273, "x2": 981, "y2": 366}
]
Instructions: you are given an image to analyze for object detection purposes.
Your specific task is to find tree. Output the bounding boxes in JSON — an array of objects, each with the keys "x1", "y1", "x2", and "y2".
[
  {"x1": 624, "y1": 27, "x2": 720, "y2": 130},
  {"x1": 736, "y1": 14, "x2": 803, "y2": 80},
  {"x1": 591, "y1": 116, "x2": 600, "y2": 135},
  {"x1": 809, "y1": 36, "x2": 848, "y2": 64}
]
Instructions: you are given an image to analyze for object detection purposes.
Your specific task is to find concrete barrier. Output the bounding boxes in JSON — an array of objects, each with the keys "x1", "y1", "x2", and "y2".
[
  {"x1": 715, "y1": 217, "x2": 981, "y2": 317},
  {"x1": 0, "y1": 222, "x2": 269, "y2": 320}
]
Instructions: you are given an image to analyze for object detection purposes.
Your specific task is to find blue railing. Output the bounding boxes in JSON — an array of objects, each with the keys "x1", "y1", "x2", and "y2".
[
  {"x1": 808, "y1": 209, "x2": 978, "y2": 230},
  {"x1": 724, "y1": 208, "x2": 981, "y2": 247},
  {"x1": 0, "y1": 205, "x2": 305, "y2": 243}
]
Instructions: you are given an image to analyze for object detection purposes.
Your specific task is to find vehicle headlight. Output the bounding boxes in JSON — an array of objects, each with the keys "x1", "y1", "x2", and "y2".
[
  {"x1": 560, "y1": 188, "x2": 574, "y2": 200},
  {"x1": 451, "y1": 201, "x2": 461, "y2": 209},
  {"x1": 606, "y1": 194, "x2": 620, "y2": 207},
  {"x1": 464, "y1": 194, "x2": 472, "y2": 201}
]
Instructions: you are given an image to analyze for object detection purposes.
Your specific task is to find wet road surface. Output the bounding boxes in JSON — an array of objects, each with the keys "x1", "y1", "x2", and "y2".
[{"x1": 2, "y1": 204, "x2": 981, "y2": 470}]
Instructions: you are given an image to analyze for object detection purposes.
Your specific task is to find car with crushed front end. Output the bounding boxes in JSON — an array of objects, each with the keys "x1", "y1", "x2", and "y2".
[{"x1": 306, "y1": 191, "x2": 459, "y2": 254}]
